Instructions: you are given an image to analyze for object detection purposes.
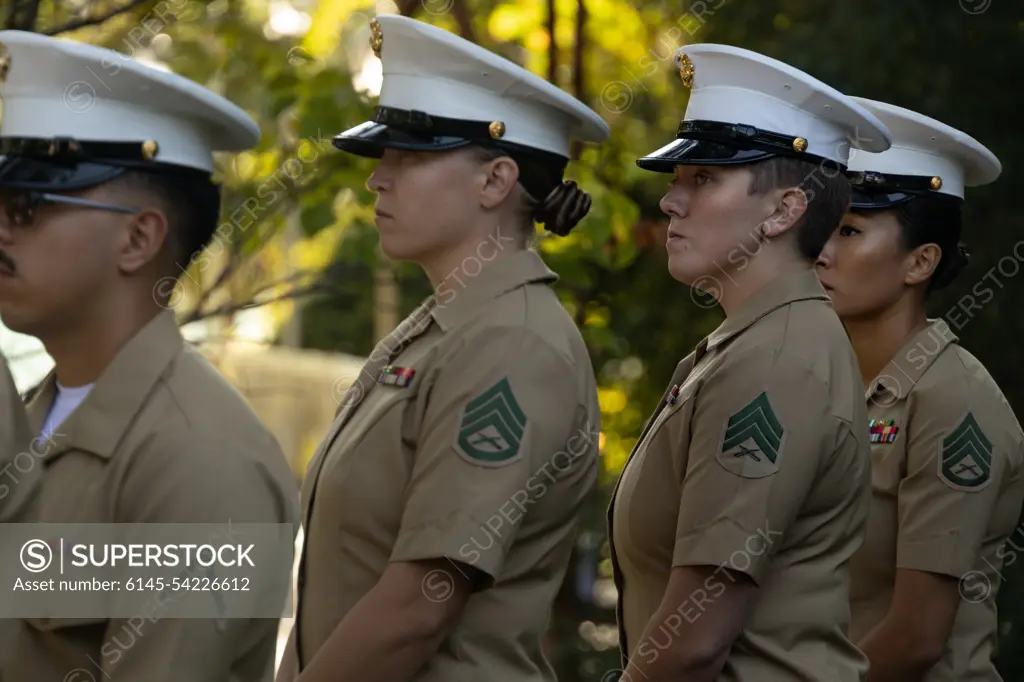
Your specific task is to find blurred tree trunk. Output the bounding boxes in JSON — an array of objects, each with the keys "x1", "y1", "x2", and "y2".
[{"x1": 546, "y1": 0, "x2": 557, "y2": 83}]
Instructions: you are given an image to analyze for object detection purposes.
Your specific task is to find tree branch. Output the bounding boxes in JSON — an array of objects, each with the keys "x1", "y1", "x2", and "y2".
[
  {"x1": 44, "y1": 0, "x2": 154, "y2": 35},
  {"x1": 179, "y1": 272, "x2": 325, "y2": 326}
]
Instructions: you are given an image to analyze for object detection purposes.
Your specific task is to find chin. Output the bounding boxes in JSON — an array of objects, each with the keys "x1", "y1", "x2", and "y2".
[
  {"x1": 0, "y1": 307, "x2": 41, "y2": 337},
  {"x1": 667, "y1": 251, "x2": 709, "y2": 287},
  {"x1": 826, "y1": 294, "x2": 868, "y2": 321},
  {"x1": 378, "y1": 233, "x2": 425, "y2": 264}
]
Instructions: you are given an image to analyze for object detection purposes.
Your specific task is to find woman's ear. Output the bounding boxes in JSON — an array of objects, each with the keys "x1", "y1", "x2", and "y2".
[
  {"x1": 478, "y1": 156, "x2": 520, "y2": 210},
  {"x1": 904, "y1": 242, "x2": 942, "y2": 286}
]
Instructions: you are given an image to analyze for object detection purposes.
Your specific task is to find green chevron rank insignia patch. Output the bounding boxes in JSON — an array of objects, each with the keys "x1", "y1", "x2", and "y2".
[
  {"x1": 717, "y1": 391, "x2": 785, "y2": 478},
  {"x1": 454, "y1": 377, "x2": 528, "y2": 466},
  {"x1": 939, "y1": 411, "x2": 993, "y2": 491}
]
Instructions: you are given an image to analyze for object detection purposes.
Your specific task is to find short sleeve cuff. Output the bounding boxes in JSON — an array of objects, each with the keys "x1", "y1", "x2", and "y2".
[
  {"x1": 896, "y1": 535, "x2": 969, "y2": 578},
  {"x1": 673, "y1": 517, "x2": 773, "y2": 585},
  {"x1": 391, "y1": 514, "x2": 506, "y2": 581}
]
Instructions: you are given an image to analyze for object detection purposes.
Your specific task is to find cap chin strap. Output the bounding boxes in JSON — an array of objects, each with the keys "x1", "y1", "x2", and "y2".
[{"x1": 0, "y1": 136, "x2": 158, "y2": 164}]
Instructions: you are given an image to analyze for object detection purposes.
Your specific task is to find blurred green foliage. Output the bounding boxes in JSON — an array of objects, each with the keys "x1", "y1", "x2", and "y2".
[{"x1": 16, "y1": 0, "x2": 1024, "y2": 679}]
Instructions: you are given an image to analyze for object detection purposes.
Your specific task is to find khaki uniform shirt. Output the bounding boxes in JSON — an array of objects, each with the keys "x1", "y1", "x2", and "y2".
[
  {"x1": 609, "y1": 269, "x2": 871, "y2": 681},
  {"x1": 849, "y1": 319, "x2": 1024, "y2": 681},
  {"x1": 284, "y1": 250, "x2": 600, "y2": 682},
  {"x1": 0, "y1": 311, "x2": 299, "y2": 682},
  {"x1": 0, "y1": 354, "x2": 31, "y2": 483}
]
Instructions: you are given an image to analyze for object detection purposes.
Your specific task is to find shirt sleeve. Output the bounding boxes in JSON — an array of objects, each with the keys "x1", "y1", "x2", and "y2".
[
  {"x1": 895, "y1": 385, "x2": 1006, "y2": 578},
  {"x1": 109, "y1": 429, "x2": 299, "y2": 681},
  {"x1": 390, "y1": 325, "x2": 596, "y2": 585},
  {"x1": 672, "y1": 348, "x2": 838, "y2": 585},
  {"x1": 0, "y1": 360, "x2": 32, "y2": 515}
]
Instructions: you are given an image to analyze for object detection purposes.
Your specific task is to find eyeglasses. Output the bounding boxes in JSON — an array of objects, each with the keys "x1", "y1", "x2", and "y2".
[{"x1": 0, "y1": 189, "x2": 139, "y2": 226}]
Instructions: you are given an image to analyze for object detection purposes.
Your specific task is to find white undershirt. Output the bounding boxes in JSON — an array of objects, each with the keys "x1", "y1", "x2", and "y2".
[{"x1": 41, "y1": 381, "x2": 95, "y2": 440}]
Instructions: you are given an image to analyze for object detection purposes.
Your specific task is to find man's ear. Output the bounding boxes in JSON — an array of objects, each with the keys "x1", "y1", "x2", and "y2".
[
  {"x1": 478, "y1": 156, "x2": 520, "y2": 210},
  {"x1": 117, "y1": 208, "x2": 170, "y2": 275},
  {"x1": 760, "y1": 186, "x2": 808, "y2": 240},
  {"x1": 904, "y1": 242, "x2": 942, "y2": 286}
]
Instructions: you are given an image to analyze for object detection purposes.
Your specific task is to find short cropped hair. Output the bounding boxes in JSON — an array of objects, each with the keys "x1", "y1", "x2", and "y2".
[
  {"x1": 747, "y1": 156, "x2": 852, "y2": 260},
  {"x1": 111, "y1": 169, "x2": 222, "y2": 270}
]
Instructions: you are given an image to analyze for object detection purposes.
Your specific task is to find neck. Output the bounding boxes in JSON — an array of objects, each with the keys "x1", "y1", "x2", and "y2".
[
  {"x1": 420, "y1": 222, "x2": 522, "y2": 290},
  {"x1": 716, "y1": 245, "x2": 810, "y2": 316},
  {"x1": 843, "y1": 298, "x2": 929, "y2": 390},
  {"x1": 42, "y1": 289, "x2": 162, "y2": 387}
]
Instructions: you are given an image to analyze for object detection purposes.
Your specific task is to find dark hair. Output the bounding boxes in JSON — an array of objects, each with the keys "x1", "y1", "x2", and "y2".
[
  {"x1": 471, "y1": 145, "x2": 592, "y2": 238},
  {"x1": 747, "y1": 155, "x2": 852, "y2": 260},
  {"x1": 860, "y1": 195, "x2": 968, "y2": 293},
  {"x1": 110, "y1": 169, "x2": 222, "y2": 271}
]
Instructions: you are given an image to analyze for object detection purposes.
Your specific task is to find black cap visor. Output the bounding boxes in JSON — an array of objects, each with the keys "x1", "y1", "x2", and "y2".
[
  {"x1": 636, "y1": 119, "x2": 842, "y2": 173},
  {"x1": 0, "y1": 156, "x2": 127, "y2": 192},
  {"x1": 850, "y1": 189, "x2": 917, "y2": 210},
  {"x1": 636, "y1": 137, "x2": 777, "y2": 172},
  {"x1": 847, "y1": 170, "x2": 955, "y2": 211},
  {"x1": 332, "y1": 121, "x2": 476, "y2": 158}
]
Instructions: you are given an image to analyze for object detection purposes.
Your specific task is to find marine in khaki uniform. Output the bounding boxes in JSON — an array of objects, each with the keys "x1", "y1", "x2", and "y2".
[
  {"x1": 608, "y1": 44, "x2": 894, "y2": 682},
  {"x1": 276, "y1": 15, "x2": 608, "y2": 682},
  {"x1": 817, "y1": 99, "x2": 1024, "y2": 682},
  {"x1": 0, "y1": 31, "x2": 298, "y2": 680}
]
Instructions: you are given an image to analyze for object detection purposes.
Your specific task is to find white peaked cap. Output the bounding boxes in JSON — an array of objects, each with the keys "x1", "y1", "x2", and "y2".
[
  {"x1": 846, "y1": 97, "x2": 1001, "y2": 200},
  {"x1": 638, "y1": 43, "x2": 892, "y2": 170},
  {"x1": 0, "y1": 30, "x2": 259, "y2": 173},
  {"x1": 334, "y1": 14, "x2": 610, "y2": 159}
]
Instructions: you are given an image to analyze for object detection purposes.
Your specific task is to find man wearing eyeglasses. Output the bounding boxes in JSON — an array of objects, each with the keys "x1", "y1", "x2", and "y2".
[{"x1": 0, "y1": 31, "x2": 298, "y2": 682}]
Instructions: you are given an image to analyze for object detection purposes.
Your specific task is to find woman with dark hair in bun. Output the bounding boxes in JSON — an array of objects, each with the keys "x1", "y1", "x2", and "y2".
[
  {"x1": 277, "y1": 15, "x2": 609, "y2": 682},
  {"x1": 816, "y1": 99, "x2": 1024, "y2": 682}
]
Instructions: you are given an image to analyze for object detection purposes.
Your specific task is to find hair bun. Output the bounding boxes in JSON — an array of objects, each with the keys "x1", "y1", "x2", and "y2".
[
  {"x1": 533, "y1": 180, "x2": 592, "y2": 236},
  {"x1": 932, "y1": 240, "x2": 970, "y2": 291}
]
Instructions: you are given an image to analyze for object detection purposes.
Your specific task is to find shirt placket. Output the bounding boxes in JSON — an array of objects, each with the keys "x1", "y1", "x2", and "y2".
[
  {"x1": 607, "y1": 337, "x2": 708, "y2": 663},
  {"x1": 294, "y1": 299, "x2": 435, "y2": 667}
]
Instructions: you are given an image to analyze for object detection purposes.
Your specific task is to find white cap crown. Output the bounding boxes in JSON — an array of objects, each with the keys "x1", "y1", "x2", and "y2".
[
  {"x1": 365, "y1": 15, "x2": 609, "y2": 158},
  {"x1": 846, "y1": 97, "x2": 1001, "y2": 199},
  {"x1": 676, "y1": 43, "x2": 891, "y2": 165},
  {"x1": 0, "y1": 30, "x2": 259, "y2": 173}
]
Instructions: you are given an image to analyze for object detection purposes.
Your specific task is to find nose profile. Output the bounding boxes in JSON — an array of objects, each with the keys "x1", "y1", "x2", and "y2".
[
  {"x1": 815, "y1": 241, "x2": 834, "y2": 269},
  {"x1": 659, "y1": 185, "x2": 688, "y2": 219},
  {"x1": 366, "y1": 154, "x2": 397, "y2": 193},
  {"x1": 366, "y1": 165, "x2": 386, "y2": 192}
]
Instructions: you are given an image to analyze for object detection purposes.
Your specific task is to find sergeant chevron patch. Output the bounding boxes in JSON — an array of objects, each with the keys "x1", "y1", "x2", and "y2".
[
  {"x1": 717, "y1": 391, "x2": 785, "y2": 478},
  {"x1": 939, "y1": 411, "x2": 993, "y2": 491},
  {"x1": 454, "y1": 377, "x2": 528, "y2": 466}
]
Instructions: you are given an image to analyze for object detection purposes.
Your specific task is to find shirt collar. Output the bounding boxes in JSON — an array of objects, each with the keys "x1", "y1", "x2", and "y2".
[
  {"x1": 706, "y1": 268, "x2": 830, "y2": 351},
  {"x1": 867, "y1": 318, "x2": 959, "y2": 402},
  {"x1": 27, "y1": 310, "x2": 184, "y2": 459},
  {"x1": 429, "y1": 250, "x2": 558, "y2": 331}
]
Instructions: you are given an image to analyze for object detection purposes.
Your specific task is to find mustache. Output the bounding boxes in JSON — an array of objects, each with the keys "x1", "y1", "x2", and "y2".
[{"x1": 0, "y1": 250, "x2": 15, "y2": 273}]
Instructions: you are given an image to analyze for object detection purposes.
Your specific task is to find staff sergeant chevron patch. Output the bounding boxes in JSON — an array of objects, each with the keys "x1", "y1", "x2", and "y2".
[
  {"x1": 716, "y1": 391, "x2": 786, "y2": 478},
  {"x1": 939, "y1": 411, "x2": 993, "y2": 491},
  {"x1": 454, "y1": 377, "x2": 528, "y2": 466}
]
